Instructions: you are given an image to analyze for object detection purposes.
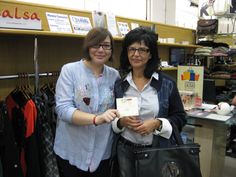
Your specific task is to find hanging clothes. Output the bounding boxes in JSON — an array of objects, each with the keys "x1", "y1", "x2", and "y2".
[
  {"x1": 34, "y1": 93, "x2": 59, "y2": 177},
  {"x1": 0, "y1": 101, "x2": 24, "y2": 177},
  {"x1": 5, "y1": 91, "x2": 41, "y2": 177},
  {"x1": 1, "y1": 74, "x2": 60, "y2": 177}
]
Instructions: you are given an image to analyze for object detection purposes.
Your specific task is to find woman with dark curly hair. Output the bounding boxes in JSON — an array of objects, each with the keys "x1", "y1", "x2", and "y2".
[{"x1": 112, "y1": 27, "x2": 186, "y2": 177}]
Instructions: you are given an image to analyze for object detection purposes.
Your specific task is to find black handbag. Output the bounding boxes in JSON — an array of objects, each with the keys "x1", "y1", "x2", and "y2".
[
  {"x1": 197, "y1": 19, "x2": 218, "y2": 35},
  {"x1": 135, "y1": 124, "x2": 202, "y2": 177}
]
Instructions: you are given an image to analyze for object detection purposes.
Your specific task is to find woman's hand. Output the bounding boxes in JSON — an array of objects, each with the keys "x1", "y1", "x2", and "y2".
[
  {"x1": 133, "y1": 119, "x2": 161, "y2": 136},
  {"x1": 119, "y1": 116, "x2": 143, "y2": 129},
  {"x1": 95, "y1": 109, "x2": 119, "y2": 125}
]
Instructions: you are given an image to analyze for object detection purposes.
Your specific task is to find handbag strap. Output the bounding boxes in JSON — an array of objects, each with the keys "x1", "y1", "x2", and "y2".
[{"x1": 170, "y1": 121, "x2": 184, "y2": 145}]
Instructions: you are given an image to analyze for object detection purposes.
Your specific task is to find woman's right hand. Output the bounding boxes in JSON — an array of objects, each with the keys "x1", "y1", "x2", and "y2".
[
  {"x1": 119, "y1": 116, "x2": 143, "y2": 130},
  {"x1": 95, "y1": 109, "x2": 118, "y2": 125}
]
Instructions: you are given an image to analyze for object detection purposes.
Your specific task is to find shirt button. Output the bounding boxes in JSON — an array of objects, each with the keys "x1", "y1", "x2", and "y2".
[{"x1": 14, "y1": 164, "x2": 18, "y2": 168}]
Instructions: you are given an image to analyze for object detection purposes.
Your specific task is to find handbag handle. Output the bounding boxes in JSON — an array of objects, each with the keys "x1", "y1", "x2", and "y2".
[{"x1": 170, "y1": 121, "x2": 184, "y2": 145}]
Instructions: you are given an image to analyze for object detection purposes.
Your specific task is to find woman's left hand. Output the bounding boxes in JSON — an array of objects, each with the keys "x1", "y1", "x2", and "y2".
[{"x1": 133, "y1": 119, "x2": 159, "y2": 135}]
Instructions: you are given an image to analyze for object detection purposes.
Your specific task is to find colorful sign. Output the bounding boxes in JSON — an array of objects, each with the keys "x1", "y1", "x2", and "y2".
[{"x1": 177, "y1": 66, "x2": 204, "y2": 108}]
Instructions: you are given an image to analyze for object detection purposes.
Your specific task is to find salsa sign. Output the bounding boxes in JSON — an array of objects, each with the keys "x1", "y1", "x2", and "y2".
[{"x1": 0, "y1": 6, "x2": 42, "y2": 30}]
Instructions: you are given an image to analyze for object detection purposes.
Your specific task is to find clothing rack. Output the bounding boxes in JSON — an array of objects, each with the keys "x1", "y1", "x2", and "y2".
[
  {"x1": 34, "y1": 37, "x2": 39, "y2": 95},
  {"x1": 0, "y1": 72, "x2": 59, "y2": 80}
]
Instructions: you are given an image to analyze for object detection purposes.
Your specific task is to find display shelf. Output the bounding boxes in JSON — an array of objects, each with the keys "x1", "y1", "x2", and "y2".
[
  {"x1": 161, "y1": 67, "x2": 178, "y2": 71},
  {"x1": 0, "y1": 28, "x2": 84, "y2": 38},
  {"x1": 0, "y1": 0, "x2": 199, "y2": 99},
  {"x1": 206, "y1": 76, "x2": 236, "y2": 80},
  {"x1": 0, "y1": 28, "x2": 125, "y2": 41},
  {"x1": 159, "y1": 42, "x2": 201, "y2": 48},
  {"x1": 0, "y1": 29, "x2": 201, "y2": 48}
]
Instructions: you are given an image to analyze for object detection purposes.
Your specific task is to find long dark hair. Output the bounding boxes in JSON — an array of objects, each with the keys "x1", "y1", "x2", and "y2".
[{"x1": 120, "y1": 27, "x2": 160, "y2": 78}]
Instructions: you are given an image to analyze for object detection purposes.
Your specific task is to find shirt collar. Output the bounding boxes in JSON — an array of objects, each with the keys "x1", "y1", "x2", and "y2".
[{"x1": 124, "y1": 72, "x2": 159, "y2": 82}]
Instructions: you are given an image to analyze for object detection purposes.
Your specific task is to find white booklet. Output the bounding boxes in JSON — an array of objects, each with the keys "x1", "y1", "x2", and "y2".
[
  {"x1": 106, "y1": 12, "x2": 119, "y2": 37},
  {"x1": 46, "y1": 12, "x2": 72, "y2": 33},
  {"x1": 92, "y1": 10, "x2": 106, "y2": 28},
  {"x1": 116, "y1": 97, "x2": 139, "y2": 118},
  {"x1": 117, "y1": 21, "x2": 130, "y2": 36}
]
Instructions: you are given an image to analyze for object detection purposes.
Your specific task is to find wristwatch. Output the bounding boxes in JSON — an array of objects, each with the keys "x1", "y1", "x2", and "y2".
[
  {"x1": 157, "y1": 120, "x2": 163, "y2": 132},
  {"x1": 153, "y1": 120, "x2": 163, "y2": 135}
]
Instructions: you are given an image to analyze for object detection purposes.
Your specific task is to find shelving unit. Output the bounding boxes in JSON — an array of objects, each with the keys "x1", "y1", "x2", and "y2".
[{"x1": 0, "y1": 0, "x2": 200, "y2": 99}]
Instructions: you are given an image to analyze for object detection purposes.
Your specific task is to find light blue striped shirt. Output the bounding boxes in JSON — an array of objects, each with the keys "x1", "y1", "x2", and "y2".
[{"x1": 54, "y1": 60, "x2": 120, "y2": 172}]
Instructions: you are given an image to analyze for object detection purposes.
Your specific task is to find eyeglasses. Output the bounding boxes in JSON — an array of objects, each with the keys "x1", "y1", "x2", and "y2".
[
  {"x1": 92, "y1": 44, "x2": 112, "y2": 50},
  {"x1": 127, "y1": 47, "x2": 150, "y2": 55}
]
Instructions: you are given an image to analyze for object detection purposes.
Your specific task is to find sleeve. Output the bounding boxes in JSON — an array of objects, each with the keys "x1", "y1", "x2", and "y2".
[
  {"x1": 112, "y1": 117, "x2": 125, "y2": 133},
  {"x1": 55, "y1": 64, "x2": 77, "y2": 123},
  {"x1": 167, "y1": 81, "x2": 187, "y2": 132},
  {"x1": 153, "y1": 118, "x2": 172, "y2": 139}
]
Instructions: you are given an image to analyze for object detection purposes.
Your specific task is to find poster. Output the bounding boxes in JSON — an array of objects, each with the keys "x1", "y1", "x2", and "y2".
[
  {"x1": 177, "y1": 66, "x2": 204, "y2": 109},
  {"x1": 117, "y1": 22, "x2": 130, "y2": 36},
  {"x1": 69, "y1": 15, "x2": 92, "y2": 35},
  {"x1": 0, "y1": 7, "x2": 41, "y2": 30},
  {"x1": 46, "y1": 12, "x2": 72, "y2": 33},
  {"x1": 106, "y1": 12, "x2": 119, "y2": 36}
]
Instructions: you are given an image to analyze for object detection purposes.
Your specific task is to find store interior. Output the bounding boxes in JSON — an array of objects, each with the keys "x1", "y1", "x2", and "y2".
[{"x1": 0, "y1": 0, "x2": 236, "y2": 177}]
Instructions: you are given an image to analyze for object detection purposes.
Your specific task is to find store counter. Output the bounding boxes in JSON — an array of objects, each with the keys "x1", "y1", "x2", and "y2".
[{"x1": 186, "y1": 109, "x2": 236, "y2": 177}]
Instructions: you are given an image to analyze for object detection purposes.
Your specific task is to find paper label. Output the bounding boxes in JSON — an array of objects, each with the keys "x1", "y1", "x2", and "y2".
[{"x1": 116, "y1": 97, "x2": 139, "y2": 117}]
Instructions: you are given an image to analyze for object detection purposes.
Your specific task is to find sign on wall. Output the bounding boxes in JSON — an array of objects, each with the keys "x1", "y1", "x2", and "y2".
[
  {"x1": 177, "y1": 65, "x2": 204, "y2": 109},
  {"x1": 0, "y1": 6, "x2": 42, "y2": 30}
]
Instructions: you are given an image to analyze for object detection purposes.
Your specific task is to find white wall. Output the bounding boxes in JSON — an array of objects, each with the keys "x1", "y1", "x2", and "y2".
[
  {"x1": 18, "y1": 0, "x2": 198, "y2": 29},
  {"x1": 176, "y1": 0, "x2": 198, "y2": 29},
  {"x1": 148, "y1": 0, "x2": 197, "y2": 29},
  {"x1": 148, "y1": 0, "x2": 166, "y2": 23},
  {"x1": 166, "y1": 0, "x2": 176, "y2": 25},
  {"x1": 17, "y1": 0, "x2": 147, "y2": 20}
]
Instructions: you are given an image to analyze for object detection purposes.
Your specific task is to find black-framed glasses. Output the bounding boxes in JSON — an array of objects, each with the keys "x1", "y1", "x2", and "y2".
[
  {"x1": 92, "y1": 44, "x2": 112, "y2": 50},
  {"x1": 127, "y1": 47, "x2": 150, "y2": 55}
]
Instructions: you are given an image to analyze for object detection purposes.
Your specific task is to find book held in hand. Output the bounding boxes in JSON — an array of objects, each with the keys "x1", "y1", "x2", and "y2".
[{"x1": 116, "y1": 97, "x2": 139, "y2": 117}]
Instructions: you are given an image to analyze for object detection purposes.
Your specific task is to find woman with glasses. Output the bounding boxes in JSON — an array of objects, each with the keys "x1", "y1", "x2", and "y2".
[
  {"x1": 54, "y1": 27, "x2": 120, "y2": 177},
  {"x1": 112, "y1": 27, "x2": 186, "y2": 177}
]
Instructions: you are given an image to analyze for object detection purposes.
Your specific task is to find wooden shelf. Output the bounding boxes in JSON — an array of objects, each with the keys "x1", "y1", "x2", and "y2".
[
  {"x1": 206, "y1": 76, "x2": 235, "y2": 80},
  {"x1": 159, "y1": 42, "x2": 201, "y2": 48},
  {"x1": 0, "y1": 29, "x2": 201, "y2": 50},
  {"x1": 0, "y1": 28, "x2": 85, "y2": 38},
  {"x1": 161, "y1": 67, "x2": 177, "y2": 71},
  {"x1": 0, "y1": 28, "x2": 126, "y2": 41}
]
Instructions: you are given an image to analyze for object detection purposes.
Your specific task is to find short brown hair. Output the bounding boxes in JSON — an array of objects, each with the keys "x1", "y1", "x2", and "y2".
[{"x1": 83, "y1": 27, "x2": 114, "y2": 61}]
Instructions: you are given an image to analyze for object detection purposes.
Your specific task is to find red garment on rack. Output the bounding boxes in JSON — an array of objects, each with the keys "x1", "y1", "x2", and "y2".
[{"x1": 6, "y1": 94, "x2": 39, "y2": 177}]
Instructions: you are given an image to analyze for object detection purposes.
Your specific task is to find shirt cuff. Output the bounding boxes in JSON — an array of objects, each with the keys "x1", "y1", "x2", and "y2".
[
  {"x1": 112, "y1": 117, "x2": 125, "y2": 133},
  {"x1": 65, "y1": 107, "x2": 77, "y2": 122},
  {"x1": 153, "y1": 118, "x2": 172, "y2": 139}
]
